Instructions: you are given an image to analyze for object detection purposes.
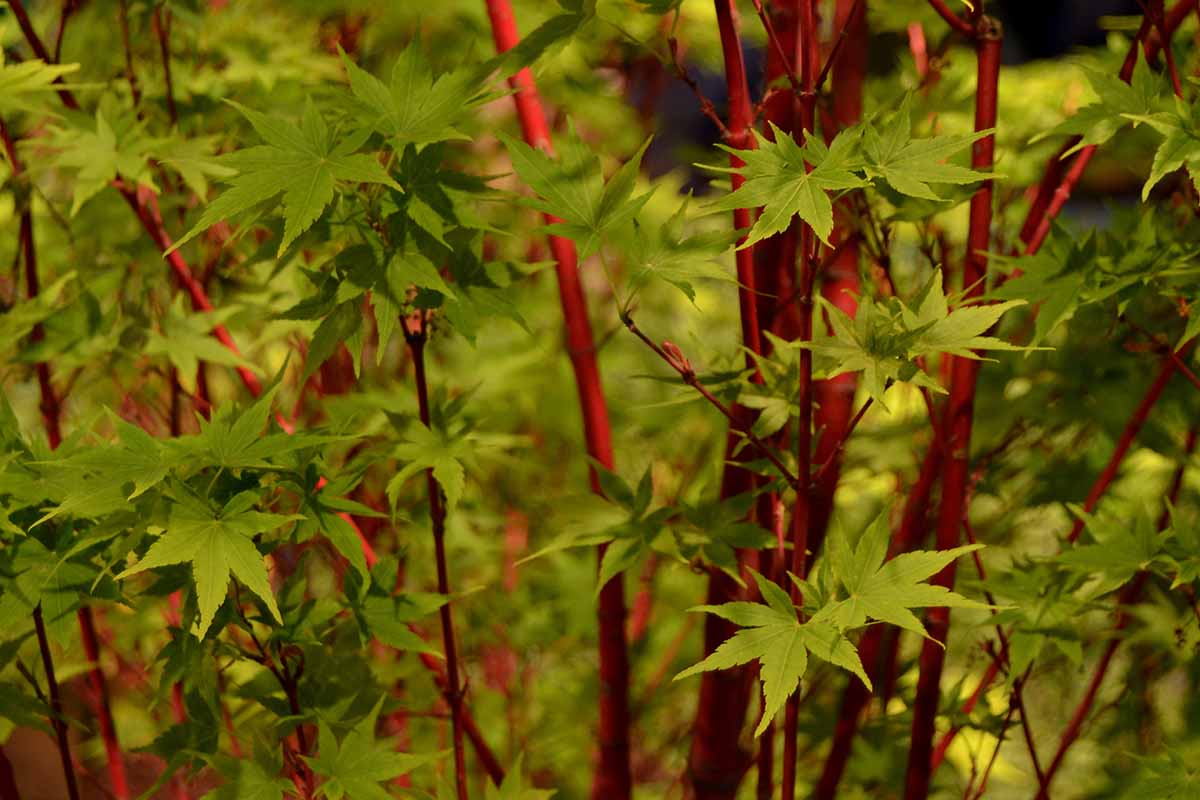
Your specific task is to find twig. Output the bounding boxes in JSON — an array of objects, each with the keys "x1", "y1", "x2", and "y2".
[
  {"x1": 811, "y1": 398, "x2": 872, "y2": 485},
  {"x1": 904, "y1": 19, "x2": 1002, "y2": 800},
  {"x1": 814, "y1": 0, "x2": 864, "y2": 94},
  {"x1": 34, "y1": 606, "x2": 81, "y2": 800},
  {"x1": 622, "y1": 315, "x2": 799, "y2": 488},
  {"x1": 153, "y1": 6, "x2": 178, "y2": 126},
  {"x1": 927, "y1": 0, "x2": 974, "y2": 36},
  {"x1": 401, "y1": 313, "x2": 470, "y2": 800},
  {"x1": 748, "y1": 0, "x2": 803, "y2": 98},
  {"x1": 117, "y1": 0, "x2": 141, "y2": 107}
]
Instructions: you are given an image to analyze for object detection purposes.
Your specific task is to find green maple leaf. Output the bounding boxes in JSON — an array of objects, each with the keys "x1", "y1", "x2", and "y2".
[
  {"x1": 625, "y1": 196, "x2": 737, "y2": 303},
  {"x1": 498, "y1": 122, "x2": 653, "y2": 258},
  {"x1": 45, "y1": 103, "x2": 159, "y2": 214},
  {"x1": 0, "y1": 272, "x2": 75, "y2": 363},
  {"x1": 676, "y1": 571, "x2": 869, "y2": 737},
  {"x1": 799, "y1": 269, "x2": 1026, "y2": 406},
  {"x1": 158, "y1": 135, "x2": 238, "y2": 198},
  {"x1": 495, "y1": 1, "x2": 598, "y2": 74},
  {"x1": 204, "y1": 748, "x2": 291, "y2": 800},
  {"x1": 0, "y1": 537, "x2": 95, "y2": 645},
  {"x1": 1126, "y1": 96, "x2": 1200, "y2": 200},
  {"x1": 860, "y1": 95, "x2": 993, "y2": 200},
  {"x1": 307, "y1": 697, "x2": 443, "y2": 800},
  {"x1": 143, "y1": 297, "x2": 260, "y2": 394},
  {"x1": 991, "y1": 231, "x2": 1096, "y2": 346},
  {"x1": 387, "y1": 422, "x2": 469, "y2": 513},
  {"x1": 176, "y1": 382, "x2": 351, "y2": 470},
  {"x1": 1123, "y1": 751, "x2": 1200, "y2": 798},
  {"x1": 706, "y1": 123, "x2": 865, "y2": 246},
  {"x1": 339, "y1": 43, "x2": 491, "y2": 148},
  {"x1": 172, "y1": 100, "x2": 398, "y2": 257},
  {"x1": 116, "y1": 492, "x2": 292, "y2": 638},
  {"x1": 812, "y1": 510, "x2": 991, "y2": 640},
  {"x1": 1058, "y1": 503, "x2": 1165, "y2": 597},
  {"x1": 1034, "y1": 62, "x2": 1162, "y2": 156},
  {"x1": 0, "y1": 56, "x2": 78, "y2": 114}
]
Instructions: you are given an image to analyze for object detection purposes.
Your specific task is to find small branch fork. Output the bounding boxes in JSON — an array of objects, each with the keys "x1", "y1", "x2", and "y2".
[{"x1": 622, "y1": 315, "x2": 799, "y2": 489}]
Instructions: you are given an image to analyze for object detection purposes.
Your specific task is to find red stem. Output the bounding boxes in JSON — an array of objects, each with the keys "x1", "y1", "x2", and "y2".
[
  {"x1": 34, "y1": 605, "x2": 81, "y2": 800},
  {"x1": 0, "y1": 746, "x2": 20, "y2": 800},
  {"x1": 77, "y1": 608, "x2": 130, "y2": 799},
  {"x1": 904, "y1": 23, "x2": 1001, "y2": 800},
  {"x1": 782, "y1": 3, "x2": 818, "y2": 798},
  {"x1": 809, "y1": 0, "x2": 867, "y2": 558},
  {"x1": 1066, "y1": 344, "x2": 1191, "y2": 543},
  {"x1": 482, "y1": 3, "x2": 631, "y2": 797},
  {"x1": 927, "y1": 0, "x2": 974, "y2": 36},
  {"x1": 404, "y1": 321, "x2": 469, "y2": 800},
  {"x1": 815, "y1": 433, "x2": 943, "y2": 799}
]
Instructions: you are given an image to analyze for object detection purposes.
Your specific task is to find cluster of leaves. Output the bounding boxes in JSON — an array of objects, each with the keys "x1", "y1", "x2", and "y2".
[{"x1": 0, "y1": 2, "x2": 1199, "y2": 798}]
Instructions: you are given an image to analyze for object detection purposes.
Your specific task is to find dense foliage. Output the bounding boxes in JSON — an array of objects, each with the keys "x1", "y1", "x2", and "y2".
[{"x1": 1, "y1": 1, "x2": 1199, "y2": 799}]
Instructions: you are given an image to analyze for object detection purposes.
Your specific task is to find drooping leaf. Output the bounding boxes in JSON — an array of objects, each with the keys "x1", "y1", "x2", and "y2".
[
  {"x1": 306, "y1": 696, "x2": 443, "y2": 800},
  {"x1": 116, "y1": 493, "x2": 293, "y2": 638},
  {"x1": 705, "y1": 124, "x2": 865, "y2": 246},
  {"x1": 172, "y1": 100, "x2": 398, "y2": 256},
  {"x1": 498, "y1": 124, "x2": 653, "y2": 258}
]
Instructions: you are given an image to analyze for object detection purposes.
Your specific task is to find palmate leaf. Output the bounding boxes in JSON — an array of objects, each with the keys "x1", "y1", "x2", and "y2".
[
  {"x1": 860, "y1": 95, "x2": 993, "y2": 200},
  {"x1": 306, "y1": 696, "x2": 442, "y2": 800},
  {"x1": 1033, "y1": 61, "x2": 1162, "y2": 156},
  {"x1": 0, "y1": 56, "x2": 78, "y2": 114},
  {"x1": 143, "y1": 296, "x2": 260, "y2": 394},
  {"x1": 44, "y1": 103, "x2": 160, "y2": 215},
  {"x1": 116, "y1": 492, "x2": 292, "y2": 638},
  {"x1": 676, "y1": 571, "x2": 868, "y2": 737},
  {"x1": 814, "y1": 510, "x2": 990, "y2": 640},
  {"x1": 678, "y1": 514, "x2": 989, "y2": 735},
  {"x1": 1126, "y1": 96, "x2": 1200, "y2": 200},
  {"x1": 705, "y1": 124, "x2": 865, "y2": 246},
  {"x1": 387, "y1": 422, "x2": 469, "y2": 513},
  {"x1": 625, "y1": 196, "x2": 737, "y2": 303},
  {"x1": 798, "y1": 269, "x2": 1026, "y2": 407},
  {"x1": 498, "y1": 123, "x2": 653, "y2": 258},
  {"x1": 339, "y1": 43, "x2": 491, "y2": 148},
  {"x1": 171, "y1": 100, "x2": 398, "y2": 257}
]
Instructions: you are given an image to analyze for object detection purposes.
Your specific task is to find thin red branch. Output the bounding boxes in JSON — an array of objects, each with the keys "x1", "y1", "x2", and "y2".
[
  {"x1": 927, "y1": 0, "x2": 974, "y2": 36},
  {"x1": 402, "y1": 317, "x2": 469, "y2": 800},
  {"x1": 1035, "y1": 426, "x2": 1198, "y2": 797},
  {"x1": 684, "y1": 6, "x2": 767, "y2": 794},
  {"x1": 117, "y1": 0, "x2": 141, "y2": 107},
  {"x1": 748, "y1": 0, "x2": 803, "y2": 98},
  {"x1": 624, "y1": 317, "x2": 799, "y2": 487},
  {"x1": 782, "y1": 2, "x2": 819, "y2": 797},
  {"x1": 153, "y1": 6, "x2": 178, "y2": 126},
  {"x1": 815, "y1": 436, "x2": 944, "y2": 799},
  {"x1": 904, "y1": 22, "x2": 1001, "y2": 800},
  {"x1": 1066, "y1": 344, "x2": 1191, "y2": 543},
  {"x1": 34, "y1": 606, "x2": 81, "y2": 800},
  {"x1": 482, "y1": 3, "x2": 631, "y2": 796}
]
